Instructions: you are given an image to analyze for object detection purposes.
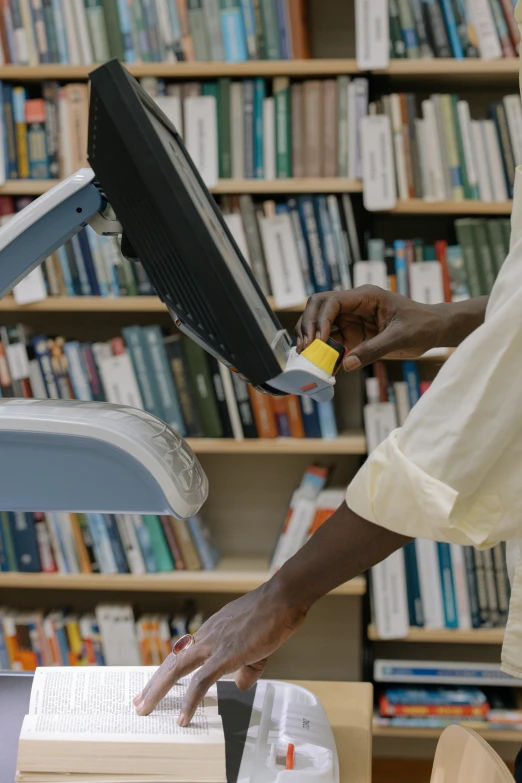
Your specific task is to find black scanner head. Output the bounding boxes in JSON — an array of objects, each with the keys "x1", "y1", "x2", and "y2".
[{"x1": 87, "y1": 59, "x2": 290, "y2": 390}]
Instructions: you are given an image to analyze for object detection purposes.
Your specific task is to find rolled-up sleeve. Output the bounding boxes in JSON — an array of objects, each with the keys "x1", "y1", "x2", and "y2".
[{"x1": 347, "y1": 177, "x2": 522, "y2": 549}]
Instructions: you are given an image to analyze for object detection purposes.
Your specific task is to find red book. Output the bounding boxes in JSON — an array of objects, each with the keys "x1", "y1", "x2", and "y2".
[
  {"x1": 248, "y1": 387, "x2": 278, "y2": 438},
  {"x1": 287, "y1": 0, "x2": 311, "y2": 58},
  {"x1": 434, "y1": 240, "x2": 452, "y2": 303},
  {"x1": 379, "y1": 694, "x2": 489, "y2": 718},
  {"x1": 419, "y1": 381, "x2": 432, "y2": 395},
  {"x1": 499, "y1": 0, "x2": 521, "y2": 51},
  {"x1": 111, "y1": 337, "x2": 126, "y2": 356},
  {"x1": 374, "y1": 362, "x2": 389, "y2": 403},
  {"x1": 285, "y1": 396, "x2": 305, "y2": 438}
]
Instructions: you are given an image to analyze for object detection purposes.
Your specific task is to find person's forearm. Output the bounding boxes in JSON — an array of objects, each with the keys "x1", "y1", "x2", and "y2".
[
  {"x1": 271, "y1": 502, "x2": 411, "y2": 612},
  {"x1": 433, "y1": 297, "x2": 488, "y2": 348}
]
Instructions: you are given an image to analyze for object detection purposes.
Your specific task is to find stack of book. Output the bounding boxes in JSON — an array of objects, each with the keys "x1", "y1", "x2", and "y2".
[
  {"x1": 389, "y1": 0, "x2": 520, "y2": 60},
  {"x1": 372, "y1": 91, "x2": 522, "y2": 202},
  {"x1": 366, "y1": 219, "x2": 510, "y2": 302},
  {"x1": 0, "y1": 601, "x2": 205, "y2": 670},
  {"x1": 0, "y1": 323, "x2": 342, "y2": 440},
  {"x1": 0, "y1": 0, "x2": 311, "y2": 65},
  {"x1": 0, "y1": 509, "x2": 221, "y2": 574},
  {"x1": 374, "y1": 678, "x2": 522, "y2": 732},
  {"x1": 270, "y1": 465, "x2": 345, "y2": 572}
]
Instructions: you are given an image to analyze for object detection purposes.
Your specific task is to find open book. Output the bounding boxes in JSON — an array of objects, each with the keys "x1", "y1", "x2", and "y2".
[{"x1": 16, "y1": 667, "x2": 226, "y2": 783}]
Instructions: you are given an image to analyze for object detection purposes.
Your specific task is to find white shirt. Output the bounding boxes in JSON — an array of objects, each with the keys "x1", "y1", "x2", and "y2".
[{"x1": 346, "y1": 0, "x2": 522, "y2": 679}]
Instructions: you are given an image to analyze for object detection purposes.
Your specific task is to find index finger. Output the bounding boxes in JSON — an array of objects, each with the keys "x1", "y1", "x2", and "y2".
[
  {"x1": 295, "y1": 294, "x2": 329, "y2": 351},
  {"x1": 135, "y1": 643, "x2": 208, "y2": 716}
]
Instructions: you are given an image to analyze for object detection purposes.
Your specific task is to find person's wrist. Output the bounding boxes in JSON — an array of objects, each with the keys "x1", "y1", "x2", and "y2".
[
  {"x1": 265, "y1": 559, "x2": 318, "y2": 616},
  {"x1": 430, "y1": 298, "x2": 488, "y2": 347}
]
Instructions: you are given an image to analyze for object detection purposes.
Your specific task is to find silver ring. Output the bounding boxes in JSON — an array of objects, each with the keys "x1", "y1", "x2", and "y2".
[{"x1": 172, "y1": 634, "x2": 194, "y2": 656}]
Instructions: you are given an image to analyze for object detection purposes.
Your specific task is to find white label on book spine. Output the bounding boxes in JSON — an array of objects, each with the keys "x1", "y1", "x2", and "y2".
[
  {"x1": 409, "y1": 262, "x2": 445, "y2": 305},
  {"x1": 13, "y1": 267, "x2": 47, "y2": 305},
  {"x1": 355, "y1": 0, "x2": 389, "y2": 70},
  {"x1": 468, "y1": 0, "x2": 502, "y2": 60},
  {"x1": 259, "y1": 213, "x2": 306, "y2": 309},
  {"x1": 360, "y1": 115, "x2": 397, "y2": 211},
  {"x1": 184, "y1": 96, "x2": 218, "y2": 188},
  {"x1": 353, "y1": 260, "x2": 387, "y2": 290}
]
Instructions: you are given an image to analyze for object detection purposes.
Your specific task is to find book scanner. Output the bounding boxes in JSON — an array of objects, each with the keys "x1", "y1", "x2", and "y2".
[{"x1": 0, "y1": 59, "x2": 340, "y2": 783}]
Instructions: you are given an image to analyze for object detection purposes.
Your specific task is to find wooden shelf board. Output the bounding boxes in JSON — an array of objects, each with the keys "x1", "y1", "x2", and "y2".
[
  {"x1": 373, "y1": 725, "x2": 522, "y2": 742},
  {"x1": 390, "y1": 199, "x2": 513, "y2": 215},
  {"x1": 186, "y1": 433, "x2": 366, "y2": 454},
  {"x1": 368, "y1": 625, "x2": 505, "y2": 644},
  {"x1": 0, "y1": 60, "x2": 518, "y2": 82},
  {"x1": 379, "y1": 59, "x2": 520, "y2": 79},
  {"x1": 0, "y1": 558, "x2": 366, "y2": 596},
  {"x1": 0, "y1": 178, "x2": 362, "y2": 197}
]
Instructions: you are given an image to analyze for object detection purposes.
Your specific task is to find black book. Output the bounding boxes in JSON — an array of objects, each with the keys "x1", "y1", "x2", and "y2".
[
  {"x1": 163, "y1": 334, "x2": 203, "y2": 438},
  {"x1": 206, "y1": 355, "x2": 234, "y2": 438}
]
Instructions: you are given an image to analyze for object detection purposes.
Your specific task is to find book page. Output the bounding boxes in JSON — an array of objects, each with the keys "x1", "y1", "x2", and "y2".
[{"x1": 28, "y1": 667, "x2": 218, "y2": 718}]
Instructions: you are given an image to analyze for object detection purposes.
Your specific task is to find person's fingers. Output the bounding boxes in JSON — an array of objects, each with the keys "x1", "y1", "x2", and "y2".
[
  {"x1": 314, "y1": 297, "x2": 342, "y2": 343},
  {"x1": 234, "y1": 660, "x2": 267, "y2": 691},
  {"x1": 295, "y1": 294, "x2": 328, "y2": 350},
  {"x1": 178, "y1": 656, "x2": 226, "y2": 727},
  {"x1": 343, "y1": 323, "x2": 405, "y2": 370},
  {"x1": 135, "y1": 644, "x2": 208, "y2": 716}
]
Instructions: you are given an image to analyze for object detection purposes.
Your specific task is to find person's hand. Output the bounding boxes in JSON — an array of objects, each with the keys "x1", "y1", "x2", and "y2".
[
  {"x1": 295, "y1": 286, "x2": 450, "y2": 371},
  {"x1": 133, "y1": 580, "x2": 306, "y2": 726}
]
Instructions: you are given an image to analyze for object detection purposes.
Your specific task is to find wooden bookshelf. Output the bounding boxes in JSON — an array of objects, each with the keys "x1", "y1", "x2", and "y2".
[
  {"x1": 372, "y1": 725, "x2": 522, "y2": 742},
  {"x1": 368, "y1": 625, "x2": 505, "y2": 644},
  {"x1": 0, "y1": 59, "x2": 518, "y2": 83},
  {"x1": 390, "y1": 199, "x2": 513, "y2": 216},
  {"x1": 186, "y1": 434, "x2": 366, "y2": 454},
  {"x1": 0, "y1": 559, "x2": 366, "y2": 596}
]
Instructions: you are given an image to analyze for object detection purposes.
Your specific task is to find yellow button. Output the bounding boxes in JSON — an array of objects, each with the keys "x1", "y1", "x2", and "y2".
[{"x1": 301, "y1": 340, "x2": 339, "y2": 375}]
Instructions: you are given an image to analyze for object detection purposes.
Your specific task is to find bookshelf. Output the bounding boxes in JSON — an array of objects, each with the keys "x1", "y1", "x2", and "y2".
[
  {"x1": 373, "y1": 726, "x2": 522, "y2": 743},
  {"x1": 0, "y1": 565, "x2": 365, "y2": 596},
  {"x1": 367, "y1": 626, "x2": 505, "y2": 645},
  {"x1": 185, "y1": 435, "x2": 366, "y2": 455}
]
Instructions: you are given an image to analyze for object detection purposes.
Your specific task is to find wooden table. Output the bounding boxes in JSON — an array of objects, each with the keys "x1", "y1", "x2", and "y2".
[{"x1": 291, "y1": 681, "x2": 373, "y2": 783}]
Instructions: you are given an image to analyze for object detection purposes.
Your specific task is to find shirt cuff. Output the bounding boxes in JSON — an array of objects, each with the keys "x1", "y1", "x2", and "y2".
[{"x1": 346, "y1": 429, "x2": 459, "y2": 541}]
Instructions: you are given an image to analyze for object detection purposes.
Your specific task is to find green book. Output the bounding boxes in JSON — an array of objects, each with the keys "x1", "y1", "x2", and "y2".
[
  {"x1": 440, "y1": 94, "x2": 465, "y2": 202},
  {"x1": 454, "y1": 219, "x2": 482, "y2": 299},
  {"x1": 471, "y1": 219, "x2": 497, "y2": 294},
  {"x1": 84, "y1": 0, "x2": 111, "y2": 63},
  {"x1": 274, "y1": 77, "x2": 291, "y2": 179},
  {"x1": 202, "y1": 81, "x2": 218, "y2": 99},
  {"x1": 122, "y1": 326, "x2": 164, "y2": 420},
  {"x1": 132, "y1": 0, "x2": 151, "y2": 61},
  {"x1": 451, "y1": 95, "x2": 475, "y2": 200},
  {"x1": 423, "y1": 245, "x2": 437, "y2": 261},
  {"x1": 188, "y1": 0, "x2": 211, "y2": 60},
  {"x1": 486, "y1": 220, "x2": 508, "y2": 276},
  {"x1": 182, "y1": 339, "x2": 224, "y2": 438},
  {"x1": 143, "y1": 516, "x2": 174, "y2": 572},
  {"x1": 101, "y1": 0, "x2": 125, "y2": 60},
  {"x1": 251, "y1": 0, "x2": 267, "y2": 59},
  {"x1": 389, "y1": 0, "x2": 406, "y2": 58},
  {"x1": 499, "y1": 219, "x2": 511, "y2": 255},
  {"x1": 0, "y1": 511, "x2": 16, "y2": 570},
  {"x1": 337, "y1": 76, "x2": 349, "y2": 177},
  {"x1": 259, "y1": 0, "x2": 280, "y2": 59},
  {"x1": 218, "y1": 78, "x2": 232, "y2": 179}
]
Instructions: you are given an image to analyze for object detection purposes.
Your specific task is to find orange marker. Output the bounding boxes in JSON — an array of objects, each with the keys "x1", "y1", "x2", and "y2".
[{"x1": 286, "y1": 744, "x2": 295, "y2": 770}]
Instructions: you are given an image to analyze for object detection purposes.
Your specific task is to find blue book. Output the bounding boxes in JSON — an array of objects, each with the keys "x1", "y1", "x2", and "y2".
[
  {"x1": 9, "y1": 512, "x2": 41, "y2": 572},
  {"x1": 254, "y1": 77, "x2": 265, "y2": 178},
  {"x1": 42, "y1": 0, "x2": 59, "y2": 63},
  {"x1": 29, "y1": 0, "x2": 50, "y2": 62},
  {"x1": 299, "y1": 396, "x2": 322, "y2": 438},
  {"x1": 275, "y1": 0, "x2": 290, "y2": 58},
  {"x1": 3, "y1": 85, "x2": 18, "y2": 179},
  {"x1": 103, "y1": 515, "x2": 130, "y2": 574},
  {"x1": 132, "y1": 516, "x2": 157, "y2": 573},
  {"x1": 221, "y1": 1, "x2": 248, "y2": 62},
  {"x1": 142, "y1": 0, "x2": 163, "y2": 61},
  {"x1": 122, "y1": 326, "x2": 164, "y2": 420},
  {"x1": 166, "y1": 0, "x2": 184, "y2": 60},
  {"x1": 116, "y1": 0, "x2": 137, "y2": 62},
  {"x1": 54, "y1": 616, "x2": 70, "y2": 665},
  {"x1": 63, "y1": 341, "x2": 93, "y2": 401},
  {"x1": 403, "y1": 541, "x2": 424, "y2": 627},
  {"x1": 239, "y1": 0, "x2": 257, "y2": 58},
  {"x1": 384, "y1": 687, "x2": 487, "y2": 706},
  {"x1": 32, "y1": 335, "x2": 60, "y2": 398},
  {"x1": 51, "y1": 0, "x2": 68, "y2": 62},
  {"x1": 402, "y1": 361, "x2": 420, "y2": 408},
  {"x1": 317, "y1": 400, "x2": 338, "y2": 440},
  {"x1": 314, "y1": 196, "x2": 341, "y2": 289},
  {"x1": 0, "y1": 83, "x2": 8, "y2": 182},
  {"x1": 463, "y1": 546, "x2": 481, "y2": 629},
  {"x1": 70, "y1": 234, "x2": 92, "y2": 295},
  {"x1": 142, "y1": 326, "x2": 186, "y2": 434},
  {"x1": 85, "y1": 514, "x2": 118, "y2": 574},
  {"x1": 0, "y1": 517, "x2": 10, "y2": 571},
  {"x1": 186, "y1": 517, "x2": 220, "y2": 570},
  {"x1": 0, "y1": 618, "x2": 10, "y2": 669},
  {"x1": 77, "y1": 230, "x2": 100, "y2": 295},
  {"x1": 399, "y1": 14, "x2": 419, "y2": 56},
  {"x1": 297, "y1": 196, "x2": 331, "y2": 292},
  {"x1": 55, "y1": 245, "x2": 76, "y2": 296},
  {"x1": 437, "y1": 542, "x2": 458, "y2": 628},
  {"x1": 439, "y1": 0, "x2": 464, "y2": 58},
  {"x1": 393, "y1": 240, "x2": 409, "y2": 296}
]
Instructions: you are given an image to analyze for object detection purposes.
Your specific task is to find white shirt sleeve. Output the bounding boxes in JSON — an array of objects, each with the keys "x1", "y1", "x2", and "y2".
[{"x1": 346, "y1": 172, "x2": 522, "y2": 550}]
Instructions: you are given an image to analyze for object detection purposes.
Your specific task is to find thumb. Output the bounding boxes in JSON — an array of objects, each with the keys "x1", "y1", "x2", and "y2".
[
  {"x1": 343, "y1": 325, "x2": 406, "y2": 371},
  {"x1": 234, "y1": 659, "x2": 267, "y2": 691}
]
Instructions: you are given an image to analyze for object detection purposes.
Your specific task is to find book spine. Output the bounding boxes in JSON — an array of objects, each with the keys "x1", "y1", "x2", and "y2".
[
  {"x1": 239, "y1": 0, "x2": 257, "y2": 57},
  {"x1": 499, "y1": 0, "x2": 520, "y2": 51},
  {"x1": 403, "y1": 540, "x2": 424, "y2": 626},
  {"x1": 207, "y1": 354, "x2": 233, "y2": 437},
  {"x1": 122, "y1": 326, "x2": 163, "y2": 420},
  {"x1": 171, "y1": 516, "x2": 202, "y2": 570},
  {"x1": 492, "y1": 102, "x2": 515, "y2": 198},
  {"x1": 159, "y1": 515, "x2": 185, "y2": 569},
  {"x1": 131, "y1": 515, "x2": 157, "y2": 573},
  {"x1": 10, "y1": 512, "x2": 41, "y2": 572},
  {"x1": 142, "y1": 325, "x2": 186, "y2": 434},
  {"x1": 85, "y1": 513, "x2": 118, "y2": 574},
  {"x1": 473, "y1": 548, "x2": 490, "y2": 626},
  {"x1": 254, "y1": 77, "x2": 265, "y2": 177},
  {"x1": 248, "y1": 386, "x2": 278, "y2": 437},
  {"x1": 218, "y1": 77, "x2": 232, "y2": 178},
  {"x1": 273, "y1": 76, "x2": 290, "y2": 178},
  {"x1": 421, "y1": 0, "x2": 452, "y2": 56},
  {"x1": 186, "y1": 516, "x2": 220, "y2": 570},
  {"x1": 259, "y1": 0, "x2": 279, "y2": 58},
  {"x1": 454, "y1": 220, "x2": 482, "y2": 298},
  {"x1": 231, "y1": 370, "x2": 257, "y2": 437},
  {"x1": 115, "y1": 0, "x2": 137, "y2": 61},
  {"x1": 439, "y1": 0, "x2": 464, "y2": 57},
  {"x1": 202, "y1": 0, "x2": 224, "y2": 60},
  {"x1": 437, "y1": 542, "x2": 458, "y2": 629},
  {"x1": 489, "y1": 0, "x2": 516, "y2": 57},
  {"x1": 409, "y1": 0, "x2": 433, "y2": 56},
  {"x1": 389, "y1": 0, "x2": 406, "y2": 57},
  {"x1": 243, "y1": 79, "x2": 255, "y2": 179},
  {"x1": 396, "y1": 0, "x2": 420, "y2": 57},
  {"x1": 114, "y1": 514, "x2": 146, "y2": 574},
  {"x1": 143, "y1": 515, "x2": 174, "y2": 571}
]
